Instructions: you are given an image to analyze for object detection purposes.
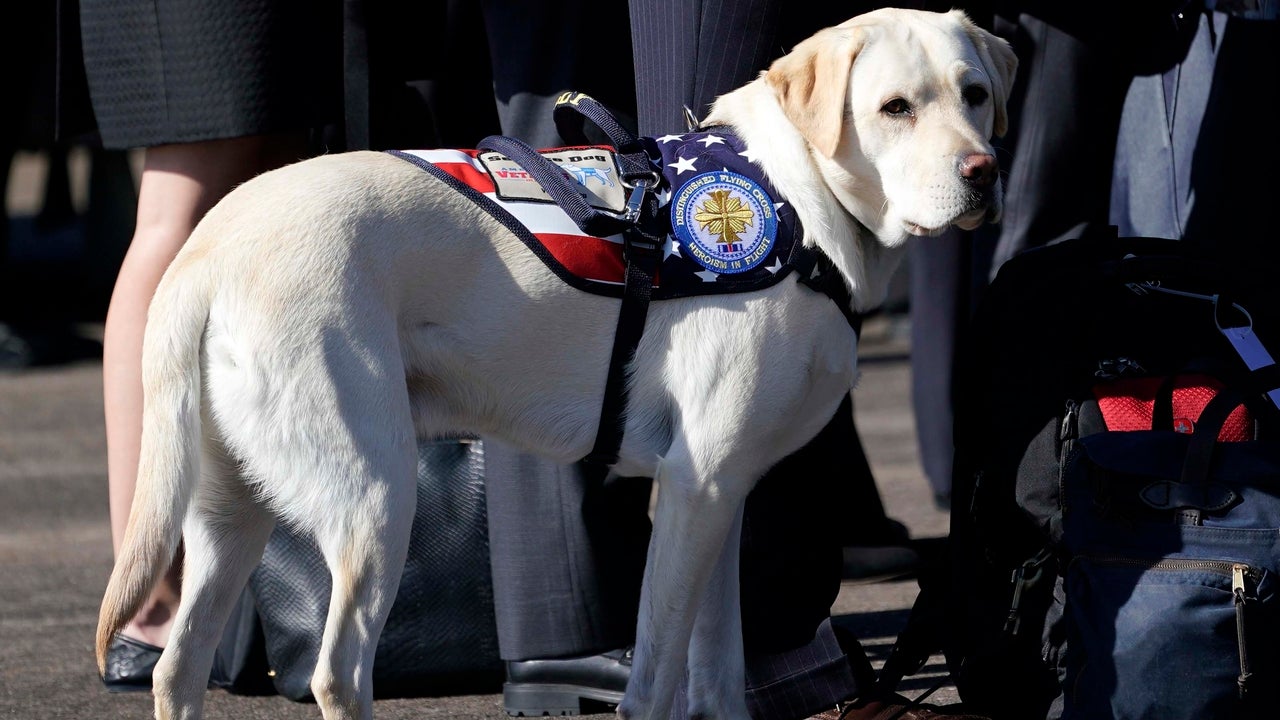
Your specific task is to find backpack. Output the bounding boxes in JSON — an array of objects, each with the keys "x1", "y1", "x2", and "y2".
[{"x1": 878, "y1": 231, "x2": 1280, "y2": 719}]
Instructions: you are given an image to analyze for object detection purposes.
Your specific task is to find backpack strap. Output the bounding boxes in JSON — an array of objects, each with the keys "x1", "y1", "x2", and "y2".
[
  {"x1": 874, "y1": 583, "x2": 941, "y2": 696},
  {"x1": 1216, "y1": 294, "x2": 1280, "y2": 410},
  {"x1": 1181, "y1": 365, "x2": 1280, "y2": 488}
]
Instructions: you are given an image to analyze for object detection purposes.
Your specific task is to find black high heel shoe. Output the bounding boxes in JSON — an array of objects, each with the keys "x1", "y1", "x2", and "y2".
[{"x1": 101, "y1": 635, "x2": 163, "y2": 693}]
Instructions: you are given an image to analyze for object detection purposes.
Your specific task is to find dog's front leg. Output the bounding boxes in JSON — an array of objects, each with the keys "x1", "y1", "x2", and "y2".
[
  {"x1": 617, "y1": 455, "x2": 753, "y2": 720},
  {"x1": 685, "y1": 502, "x2": 750, "y2": 720}
]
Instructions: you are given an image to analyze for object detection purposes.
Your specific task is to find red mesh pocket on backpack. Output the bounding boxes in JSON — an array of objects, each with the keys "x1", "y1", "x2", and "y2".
[{"x1": 1093, "y1": 374, "x2": 1253, "y2": 441}]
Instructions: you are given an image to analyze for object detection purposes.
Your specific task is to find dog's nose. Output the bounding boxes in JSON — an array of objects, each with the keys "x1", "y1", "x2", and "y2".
[{"x1": 960, "y1": 153, "x2": 998, "y2": 189}]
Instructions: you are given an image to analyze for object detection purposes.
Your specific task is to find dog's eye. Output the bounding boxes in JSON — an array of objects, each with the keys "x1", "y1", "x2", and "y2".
[
  {"x1": 963, "y1": 85, "x2": 989, "y2": 107},
  {"x1": 881, "y1": 98, "x2": 912, "y2": 116}
]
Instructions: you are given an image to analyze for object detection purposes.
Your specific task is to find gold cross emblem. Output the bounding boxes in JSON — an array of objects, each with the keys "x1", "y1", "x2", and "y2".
[{"x1": 693, "y1": 189, "x2": 754, "y2": 245}]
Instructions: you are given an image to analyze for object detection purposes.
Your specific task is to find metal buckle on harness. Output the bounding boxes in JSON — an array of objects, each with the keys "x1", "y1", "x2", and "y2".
[
  {"x1": 623, "y1": 226, "x2": 662, "y2": 268},
  {"x1": 622, "y1": 176, "x2": 663, "y2": 263},
  {"x1": 622, "y1": 174, "x2": 659, "y2": 224}
]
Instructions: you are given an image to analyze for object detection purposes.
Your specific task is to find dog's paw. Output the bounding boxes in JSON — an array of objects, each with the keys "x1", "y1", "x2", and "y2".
[
  {"x1": 615, "y1": 695, "x2": 635, "y2": 720},
  {"x1": 616, "y1": 697, "x2": 661, "y2": 720}
]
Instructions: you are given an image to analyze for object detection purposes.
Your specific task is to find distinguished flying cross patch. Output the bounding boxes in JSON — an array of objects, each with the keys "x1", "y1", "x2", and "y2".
[{"x1": 672, "y1": 171, "x2": 777, "y2": 274}]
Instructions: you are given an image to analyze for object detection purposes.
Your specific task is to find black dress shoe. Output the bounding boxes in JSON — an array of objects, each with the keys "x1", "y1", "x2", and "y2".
[
  {"x1": 842, "y1": 517, "x2": 921, "y2": 583},
  {"x1": 841, "y1": 544, "x2": 921, "y2": 584},
  {"x1": 102, "y1": 635, "x2": 164, "y2": 693},
  {"x1": 503, "y1": 647, "x2": 632, "y2": 716}
]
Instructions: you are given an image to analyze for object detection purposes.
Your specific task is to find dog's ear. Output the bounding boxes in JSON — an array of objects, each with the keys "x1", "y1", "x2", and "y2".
[
  {"x1": 954, "y1": 10, "x2": 1018, "y2": 138},
  {"x1": 766, "y1": 25, "x2": 866, "y2": 158}
]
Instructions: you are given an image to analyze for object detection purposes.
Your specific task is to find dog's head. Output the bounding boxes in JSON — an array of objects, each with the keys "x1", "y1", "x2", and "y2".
[{"x1": 765, "y1": 8, "x2": 1017, "y2": 245}]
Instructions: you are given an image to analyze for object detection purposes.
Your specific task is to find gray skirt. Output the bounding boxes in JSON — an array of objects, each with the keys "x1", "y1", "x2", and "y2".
[{"x1": 78, "y1": 0, "x2": 341, "y2": 149}]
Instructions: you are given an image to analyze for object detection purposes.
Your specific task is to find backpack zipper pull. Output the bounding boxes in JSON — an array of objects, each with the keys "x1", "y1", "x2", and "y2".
[
  {"x1": 1003, "y1": 549, "x2": 1051, "y2": 637},
  {"x1": 1233, "y1": 563, "x2": 1252, "y2": 700},
  {"x1": 1059, "y1": 400, "x2": 1079, "y2": 442},
  {"x1": 1004, "y1": 565, "x2": 1028, "y2": 636}
]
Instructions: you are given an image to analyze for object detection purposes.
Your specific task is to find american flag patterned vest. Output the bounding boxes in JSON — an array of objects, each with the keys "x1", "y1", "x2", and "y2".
[{"x1": 388, "y1": 129, "x2": 839, "y2": 302}]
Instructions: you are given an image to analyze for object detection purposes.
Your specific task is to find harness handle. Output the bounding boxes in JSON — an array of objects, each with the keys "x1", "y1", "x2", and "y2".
[
  {"x1": 553, "y1": 91, "x2": 636, "y2": 147},
  {"x1": 479, "y1": 92, "x2": 665, "y2": 239},
  {"x1": 553, "y1": 92, "x2": 660, "y2": 190}
]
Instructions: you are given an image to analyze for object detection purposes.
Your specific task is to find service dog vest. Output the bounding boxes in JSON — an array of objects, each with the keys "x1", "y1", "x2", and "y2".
[
  {"x1": 389, "y1": 130, "x2": 836, "y2": 302},
  {"x1": 389, "y1": 124, "x2": 857, "y2": 466}
]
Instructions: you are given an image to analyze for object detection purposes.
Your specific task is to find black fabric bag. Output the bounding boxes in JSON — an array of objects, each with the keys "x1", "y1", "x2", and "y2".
[
  {"x1": 875, "y1": 231, "x2": 1280, "y2": 719},
  {"x1": 216, "y1": 438, "x2": 504, "y2": 700}
]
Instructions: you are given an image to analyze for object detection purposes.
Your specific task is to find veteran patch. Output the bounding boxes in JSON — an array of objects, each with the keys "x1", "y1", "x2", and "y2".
[
  {"x1": 479, "y1": 148, "x2": 627, "y2": 213},
  {"x1": 671, "y1": 170, "x2": 777, "y2": 275}
]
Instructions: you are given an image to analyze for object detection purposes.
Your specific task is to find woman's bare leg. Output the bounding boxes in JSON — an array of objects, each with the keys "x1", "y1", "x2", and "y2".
[{"x1": 103, "y1": 133, "x2": 307, "y2": 647}]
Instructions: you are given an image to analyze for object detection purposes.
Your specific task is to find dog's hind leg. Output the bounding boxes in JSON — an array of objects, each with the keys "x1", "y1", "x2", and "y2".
[
  {"x1": 617, "y1": 448, "x2": 754, "y2": 720},
  {"x1": 307, "y1": 449, "x2": 416, "y2": 720},
  {"x1": 296, "y1": 388, "x2": 417, "y2": 720},
  {"x1": 151, "y1": 436, "x2": 275, "y2": 720}
]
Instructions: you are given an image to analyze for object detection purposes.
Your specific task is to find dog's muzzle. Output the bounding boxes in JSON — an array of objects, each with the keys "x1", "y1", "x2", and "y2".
[{"x1": 960, "y1": 152, "x2": 1001, "y2": 226}]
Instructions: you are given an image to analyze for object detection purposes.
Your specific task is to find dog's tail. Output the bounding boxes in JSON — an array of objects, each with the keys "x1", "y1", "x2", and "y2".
[{"x1": 95, "y1": 255, "x2": 214, "y2": 675}]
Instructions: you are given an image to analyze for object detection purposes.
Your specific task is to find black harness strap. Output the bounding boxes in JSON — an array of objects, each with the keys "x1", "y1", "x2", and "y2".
[
  {"x1": 584, "y1": 230, "x2": 663, "y2": 466},
  {"x1": 481, "y1": 94, "x2": 863, "y2": 467},
  {"x1": 480, "y1": 94, "x2": 664, "y2": 468},
  {"x1": 798, "y1": 251, "x2": 864, "y2": 336}
]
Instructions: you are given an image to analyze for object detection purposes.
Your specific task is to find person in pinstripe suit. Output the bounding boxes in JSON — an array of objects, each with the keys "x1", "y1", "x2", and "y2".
[{"x1": 495, "y1": 3, "x2": 956, "y2": 719}]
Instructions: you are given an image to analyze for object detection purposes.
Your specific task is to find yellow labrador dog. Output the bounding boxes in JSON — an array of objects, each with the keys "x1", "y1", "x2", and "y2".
[{"x1": 97, "y1": 8, "x2": 1014, "y2": 720}]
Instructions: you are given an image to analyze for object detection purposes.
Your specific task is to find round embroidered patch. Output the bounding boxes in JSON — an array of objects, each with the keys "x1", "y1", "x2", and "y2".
[{"x1": 670, "y1": 171, "x2": 778, "y2": 275}]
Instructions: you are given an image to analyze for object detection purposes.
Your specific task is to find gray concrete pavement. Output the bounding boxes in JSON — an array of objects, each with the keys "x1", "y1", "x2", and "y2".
[{"x1": 0, "y1": 317, "x2": 955, "y2": 719}]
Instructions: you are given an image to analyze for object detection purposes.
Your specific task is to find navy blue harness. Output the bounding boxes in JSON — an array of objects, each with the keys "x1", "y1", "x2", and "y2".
[{"x1": 390, "y1": 93, "x2": 858, "y2": 466}]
